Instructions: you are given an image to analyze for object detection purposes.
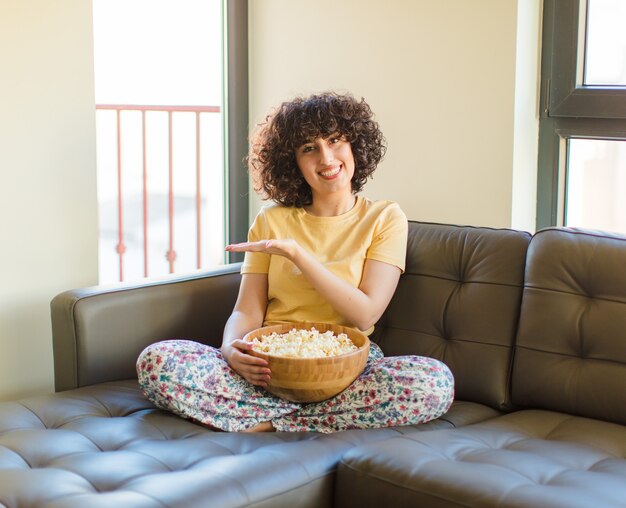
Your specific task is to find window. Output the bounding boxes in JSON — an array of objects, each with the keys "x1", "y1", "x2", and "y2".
[
  {"x1": 538, "y1": 0, "x2": 626, "y2": 234},
  {"x1": 92, "y1": 0, "x2": 248, "y2": 283}
]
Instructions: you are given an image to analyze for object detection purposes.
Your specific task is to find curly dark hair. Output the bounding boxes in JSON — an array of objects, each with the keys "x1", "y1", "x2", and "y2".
[{"x1": 248, "y1": 92, "x2": 386, "y2": 207}]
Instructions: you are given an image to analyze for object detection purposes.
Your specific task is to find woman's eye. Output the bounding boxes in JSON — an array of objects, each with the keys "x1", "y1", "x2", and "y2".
[
  {"x1": 329, "y1": 137, "x2": 340, "y2": 144},
  {"x1": 301, "y1": 145, "x2": 315, "y2": 153}
]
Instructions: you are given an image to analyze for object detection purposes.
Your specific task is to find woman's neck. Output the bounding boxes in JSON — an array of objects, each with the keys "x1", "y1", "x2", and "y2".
[{"x1": 304, "y1": 193, "x2": 358, "y2": 217}]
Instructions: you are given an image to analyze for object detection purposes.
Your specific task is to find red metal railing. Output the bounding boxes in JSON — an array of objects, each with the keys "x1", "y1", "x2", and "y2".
[{"x1": 96, "y1": 104, "x2": 221, "y2": 282}]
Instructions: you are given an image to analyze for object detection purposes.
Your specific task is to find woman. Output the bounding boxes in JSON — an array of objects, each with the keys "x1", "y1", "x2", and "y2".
[{"x1": 137, "y1": 92, "x2": 454, "y2": 433}]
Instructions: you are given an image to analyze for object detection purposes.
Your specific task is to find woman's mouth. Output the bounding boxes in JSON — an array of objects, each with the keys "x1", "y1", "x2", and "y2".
[{"x1": 319, "y1": 165, "x2": 341, "y2": 179}]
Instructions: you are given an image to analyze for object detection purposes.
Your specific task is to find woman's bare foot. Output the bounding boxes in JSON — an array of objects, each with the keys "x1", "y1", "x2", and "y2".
[{"x1": 243, "y1": 421, "x2": 275, "y2": 432}]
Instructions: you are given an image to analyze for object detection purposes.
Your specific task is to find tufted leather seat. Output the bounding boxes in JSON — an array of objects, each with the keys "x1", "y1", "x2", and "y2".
[
  {"x1": 0, "y1": 380, "x2": 496, "y2": 507},
  {"x1": 336, "y1": 227, "x2": 626, "y2": 507},
  {"x1": 337, "y1": 410, "x2": 626, "y2": 507},
  {"x1": 1, "y1": 380, "x2": 404, "y2": 507}
]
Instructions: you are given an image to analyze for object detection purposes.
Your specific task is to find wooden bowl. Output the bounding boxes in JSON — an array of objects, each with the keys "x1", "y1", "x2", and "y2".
[{"x1": 243, "y1": 322, "x2": 370, "y2": 403}]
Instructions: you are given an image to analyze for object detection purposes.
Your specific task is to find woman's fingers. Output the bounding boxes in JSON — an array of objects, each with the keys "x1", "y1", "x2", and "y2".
[
  {"x1": 224, "y1": 239, "x2": 296, "y2": 259},
  {"x1": 225, "y1": 240, "x2": 270, "y2": 252},
  {"x1": 231, "y1": 340, "x2": 269, "y2": 366},
  {"x1": 231, "y1": 338, "x2": 253, "y2": 351},
  {"x1": 228, "y1": 343, "x2": 271, "y2": 386},
  {"x1": 232, "y1": 353, "x2": 270, "y2": 373},
  {"x1": 239, "y1": 364, "x2": 271, "y2": 387},
  {"x1": 246, "y1": 372, "x2": 271, "y2": 387}
]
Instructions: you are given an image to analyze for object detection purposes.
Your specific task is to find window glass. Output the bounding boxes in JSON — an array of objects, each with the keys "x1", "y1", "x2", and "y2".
[
  {"x1": 565, "y1": 139, "x2": 626, "y2": 234},
  {"x1": 538, "y1": 0, "x2": 626, "y2": 231},
  {"x1": 584, "y1": 0, "x2": 626, "y2": 86},
  {"x1": 93, "y1": 0, "x2": 225, "y2": 283}
]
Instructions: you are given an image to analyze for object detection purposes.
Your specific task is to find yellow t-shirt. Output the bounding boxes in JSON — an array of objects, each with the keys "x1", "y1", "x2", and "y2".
[{"x1": 240, "y1": 196, "x2": 408, "y2": 334}]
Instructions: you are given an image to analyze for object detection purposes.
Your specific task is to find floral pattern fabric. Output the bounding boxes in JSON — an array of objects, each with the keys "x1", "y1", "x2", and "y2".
[{"x1": 137, "y1": 340, "x2": 454, "y2": 433}]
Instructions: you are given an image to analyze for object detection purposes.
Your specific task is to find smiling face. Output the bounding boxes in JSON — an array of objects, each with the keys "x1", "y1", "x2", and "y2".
[{"x1": 294, "y1": 134, "x2": 355, "y2": 201}]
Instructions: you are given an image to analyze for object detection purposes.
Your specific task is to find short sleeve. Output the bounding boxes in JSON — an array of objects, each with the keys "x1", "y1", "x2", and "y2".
[
  {"x1": 240, "y1": 209, "x2": 271, "y2": 274},
  {"x1": 366, "y1": 203, "x2": 408, "y2": 273}
]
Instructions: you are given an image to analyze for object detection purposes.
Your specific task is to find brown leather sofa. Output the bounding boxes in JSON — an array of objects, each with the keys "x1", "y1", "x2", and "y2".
[{"x1": 0, "y1": 222, "x2": 624, "y2": 507}]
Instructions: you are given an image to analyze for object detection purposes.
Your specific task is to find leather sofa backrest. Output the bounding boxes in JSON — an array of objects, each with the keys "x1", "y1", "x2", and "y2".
[
  {"x1": 51, "y1": 265, "x2": 241, "y2": 391},
  {"x1": 512, "y1": 228, "x2": 626, "y2": 425},
  {"x1": 377, "y1": 222, "x2": 531, "y2": 410}
]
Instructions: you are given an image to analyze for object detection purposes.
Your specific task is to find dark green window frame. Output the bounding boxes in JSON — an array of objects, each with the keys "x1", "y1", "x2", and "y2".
[
  {"x1": 537, "y1": 0, "x2": 626, "y2": 229},
  {"x1": 224, "y1": 0, "x2": 248, "y2": 262}
]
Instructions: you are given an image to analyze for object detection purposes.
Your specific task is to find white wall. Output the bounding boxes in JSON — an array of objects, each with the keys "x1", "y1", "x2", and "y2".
[
  {"x1": 0, "y1": 0, "x2": 99, "y2": 400},
  {"x1": 249, "y1": 0, "x2": 540, "y2": 229}
]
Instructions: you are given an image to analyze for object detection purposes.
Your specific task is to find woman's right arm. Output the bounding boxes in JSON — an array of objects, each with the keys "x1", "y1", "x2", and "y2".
[{"x1": 220, "y1": 273, "x2": 272, "y2": 387}]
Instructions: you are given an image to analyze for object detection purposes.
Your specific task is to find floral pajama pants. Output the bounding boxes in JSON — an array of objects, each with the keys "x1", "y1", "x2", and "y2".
[{"x1": 136, "y1": 340, "x2": 455, "y2": 433}]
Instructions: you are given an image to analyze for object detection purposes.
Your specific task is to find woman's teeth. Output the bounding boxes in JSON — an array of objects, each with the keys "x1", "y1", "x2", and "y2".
[{"x1": 320, "y1": 166, "x2": 341, "y2": 177}]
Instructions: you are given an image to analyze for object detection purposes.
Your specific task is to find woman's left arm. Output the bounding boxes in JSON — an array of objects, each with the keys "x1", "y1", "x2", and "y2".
[{"x1": 226, "y1": 239, "x2": 401, "y2": 331}]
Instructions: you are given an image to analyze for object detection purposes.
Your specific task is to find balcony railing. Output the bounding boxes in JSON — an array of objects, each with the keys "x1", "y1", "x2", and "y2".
[{"x1": 96, "y1": 104, "x2": 223, "y2": 283}]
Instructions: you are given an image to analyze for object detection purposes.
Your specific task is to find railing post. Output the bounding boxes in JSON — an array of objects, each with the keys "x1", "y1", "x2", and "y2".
[
  {"x1": 196, "y1": 111, "x2": 202, "y2": 269},
  {"x1": 166, "y1": 110, "x2": 176, "y2": 273},
  {"x1": 115, "y1": 109, "x2": 126, "y2": 281},
  {"x1": 142, "y1": 109, "x2": 149, "y2": 278}
]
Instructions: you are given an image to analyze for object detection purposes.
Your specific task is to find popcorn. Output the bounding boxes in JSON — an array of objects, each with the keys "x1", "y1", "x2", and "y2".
[{"x1": 246, "y1": 327, "x2": 357, "y2": 358}]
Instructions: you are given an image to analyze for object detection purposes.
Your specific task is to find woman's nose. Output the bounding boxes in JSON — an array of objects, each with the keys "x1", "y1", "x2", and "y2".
[{"x1": 318, "y1": 144, "x2": 334, "y2": 164}]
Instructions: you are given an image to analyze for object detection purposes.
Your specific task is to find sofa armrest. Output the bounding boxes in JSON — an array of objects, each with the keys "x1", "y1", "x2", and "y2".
[{"x1": 51, "y1": 264, "x2": 242, "y2": 391}]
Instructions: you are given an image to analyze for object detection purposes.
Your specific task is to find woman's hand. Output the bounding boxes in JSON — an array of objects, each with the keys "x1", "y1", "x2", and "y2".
[
  {"x1": 225, "y1": 239, "x2": 299, "y2": 260},
  {"x1": 222, "y1": 339, "x2": 271, "y2": 388},
  {"x1": 226, "y1": 239, "x2": 402, "y2": 332},
  {"x1": 220, "y1": 273, "x2": 270, "y2": 387}
]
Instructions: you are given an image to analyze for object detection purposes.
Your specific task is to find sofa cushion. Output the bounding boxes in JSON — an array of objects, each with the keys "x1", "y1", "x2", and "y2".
[
  {"x1": 336, "y1": 410, "x2": 626, "y2": 508},
  {"x1": 513, "y1": 228, "x2": 626, "y2": 425},
  {"x1": 378, "y1": 222, "x2": 531, "y2": 410},
  {"x1": 0, "y1": 380, "x2": 408, "y2": 508},
  {"x1": 0, "y1": 380, "x2": 499, "y2": 508}
]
